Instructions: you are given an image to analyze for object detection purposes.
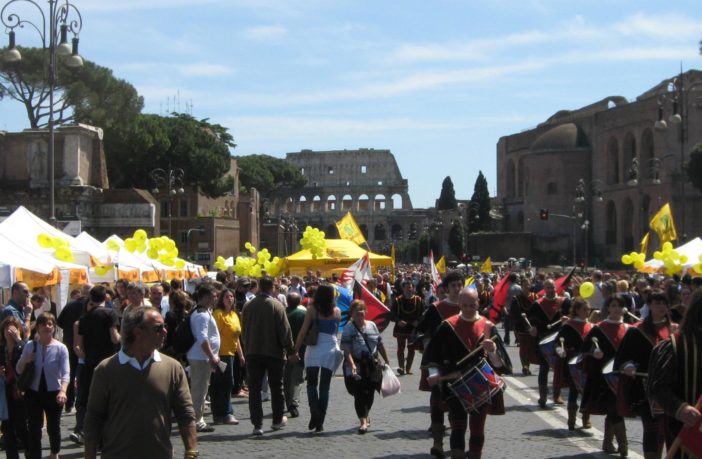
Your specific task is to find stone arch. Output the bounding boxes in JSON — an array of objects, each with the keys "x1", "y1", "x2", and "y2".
[
  {"x1": 622, "y1": 198, "x2": 634, "y2": 252},
  {"x1": 326, "y1": 195, "x2": 337, "y2": 212},
  {"x1": 311, "y1": 195, "x2": 322, "y2": 213},
  {"x1": 374, "y1": 194, "x2": 386, "y2": 211},
  {"x1": 341, "y1": 194, "x2": 353, "y2": 211},
  {"x1": 606, "y1": 200, "x2": 617, "y2": 246},
  {"x1": 359, "y1": 224, "x2": 369, "y2": 240},
  {"x1": 298, "y1": 195, "x2": 308, "y2": 213},
  {"x1": 391, "y1": 194, "x2": 402, "y2": 210},
  {"x1": 358, "y1": 194, "x2": 369, "y2": 212},
  {"x1": 374, "y1": 223, "x2": 387, "y2": 240},
  {"x1": 506, "y1": 158, "x2": 516, "y2": 197},
  {"x1": 640, "y1": 128, "x2": 655, "y2": 179},
  {"x1": 607, "y1": 137, "x2": 619, "y2": 185},
  {"x1": 623, "y1": 132, "x2": 637, "y2": 175},
  {"x1": 391, "y1": 223, "x2": 403, "y2": 240}
]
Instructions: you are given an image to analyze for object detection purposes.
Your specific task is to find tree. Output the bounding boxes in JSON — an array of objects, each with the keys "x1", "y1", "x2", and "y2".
[
  {"x1": 437, "y1": 176, "x2": 458, "y2": 210},
  {"x1": 235, "y1": 154, "x2": 307, "y2": 195},
  {"x1": 0, "y1": 47, "x2": 143, "y2": 130},
  {"x1": 468, "y1": 171, "x2": 491, "y2": 232},
  {"x1": 109, "y1": 113, "x2": 236, "y2": 198},
  {"x1": 448, "y1": 221, "x2": 465, "y2": 259},
  {"x1": 687, "y1": 143, "x2": 702, "y2": 194}
]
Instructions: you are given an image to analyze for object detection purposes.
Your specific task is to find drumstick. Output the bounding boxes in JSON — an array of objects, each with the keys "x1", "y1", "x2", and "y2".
[
  {"x1": 521, "y1": 313, "x2": 533, "y2": 329},
  {"x1": 622, "y1": 307, "x2": 641, "y2": 322},
  {"x1": 559, "y1": 337, "x2": 565, "y2": 352},
  {"x1": 614, "y1": 371, "x2": 648, "y2": 377},
  {"x1": 592, "y1": 337, "x2": 600, "y2": 351},
  {"x1": 457, "y1": 345, "x2": 486, "y2": 367},
  {"x1": 546, "y1": 318, "x2": 563, "y2": 330}
]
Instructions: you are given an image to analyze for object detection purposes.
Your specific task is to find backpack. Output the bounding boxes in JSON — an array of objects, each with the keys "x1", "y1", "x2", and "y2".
[{"x1": 172, "y1": 309, "x2": 199, "y2": 354}]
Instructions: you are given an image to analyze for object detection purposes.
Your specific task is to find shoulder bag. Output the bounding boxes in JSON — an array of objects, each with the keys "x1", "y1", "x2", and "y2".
[
  {"x1": 16, "y1": 341, "x2": 36, "y2": 392},
  {"x1": 353, "y1": 321, "x2": 383, "y2": 384},
  {"x1": 303, "y1": 307, "x2": 319, "y2": 346}
]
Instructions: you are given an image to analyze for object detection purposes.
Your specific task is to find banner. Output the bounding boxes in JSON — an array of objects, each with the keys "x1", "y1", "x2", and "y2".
[
  {"x1": 649, "y1": 203, "x2": 677, "y2": 245},
  {"x1": 436, "y1": 256, "x2": 446, "y2": 274},
  {"x1": 335, "y1": 211, "x2": 367, "y2": 246},
  {"x1": 480, "y1": 257, "x2": 493, "y2": 273}
]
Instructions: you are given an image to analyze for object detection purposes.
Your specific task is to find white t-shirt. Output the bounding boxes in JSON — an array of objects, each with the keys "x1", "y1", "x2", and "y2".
[{"x1": 186, "y1": 308, "x2": 220, "y2": 361}]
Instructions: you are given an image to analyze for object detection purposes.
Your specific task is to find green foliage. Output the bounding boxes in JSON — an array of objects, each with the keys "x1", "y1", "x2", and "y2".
[
  {"x1": 437, "y1": 176, "x2": 458, "y2": 210},
  {"x1": 235, "y1": 154, "x2": 307, "y2": 195},
  {"x1": 687, "y1": 143, "x2": 702, "y2": 194},
  {"x1": 448, "y1": 222, "x2": 464, "y2": 258},
  {"x1": 468, "y1": 171, "x2": 491, "y2": 232}
]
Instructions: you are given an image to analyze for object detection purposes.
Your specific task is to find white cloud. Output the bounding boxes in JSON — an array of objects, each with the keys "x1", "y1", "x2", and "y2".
[
  {"x1": 177, "y1": 63, "x2": 234, "y2": 77},
  {"x1": 614, "y1": 12, "x2": 702, "y2": 40},
  {"x1": 242, "y1": 25, "x2": 288, "y2": 41}
]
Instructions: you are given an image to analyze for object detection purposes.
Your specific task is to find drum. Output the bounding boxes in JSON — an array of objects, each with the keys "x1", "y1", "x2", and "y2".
[
  {"x1": 602, "y1": 358, "x2": 619, "y2": 395},
  {"x1": 568, "y1": 354, "x2": 587, "y2": 394},
  {"x1": 539, "y1": 332, "x2": 560, "y2": 368},
  {"x1": 448, "y1": 358, "x2": 506, "y2": 413}
]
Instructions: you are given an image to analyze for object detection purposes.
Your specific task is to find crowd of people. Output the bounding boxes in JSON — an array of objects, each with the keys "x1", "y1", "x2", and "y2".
[{"x1": 0, "y1": 263, "x2": 699, "y2": 458}]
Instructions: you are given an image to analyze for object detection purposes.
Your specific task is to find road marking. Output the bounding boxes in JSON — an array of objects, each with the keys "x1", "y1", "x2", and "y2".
[{"x1": 503, "y1": 375, "x2": 644, "y2": 459}]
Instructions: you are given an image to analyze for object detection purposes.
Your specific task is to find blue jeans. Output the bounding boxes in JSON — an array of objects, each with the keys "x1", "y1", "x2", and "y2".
[
  {"x1": 306, "y1": 366, "x2": 333, "y2": 424},
  {"x1": 211, "y1": 355, "x2": 235, "y2": 418}
]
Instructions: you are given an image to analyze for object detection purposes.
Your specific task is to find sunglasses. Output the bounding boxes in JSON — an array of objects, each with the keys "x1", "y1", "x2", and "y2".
[{"x1": 145, "y1": 323, "x2": 166, "y2": 333}]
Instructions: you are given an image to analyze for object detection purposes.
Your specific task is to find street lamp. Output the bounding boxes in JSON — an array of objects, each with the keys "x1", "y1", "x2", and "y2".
[
  {"x1": 149, "y1": 167, "x2": 185, "y2": 238},
  {"x1": 186, "y1": 227, "x2": 205, "y2": 262},
  {"x1": 2, "y1": 0, "x2": 84, "y2": 226},
  {"x1": 572, "y1": 179, "x2": 603, "y2": 267},
  {"x1": 653, "y1": 72, "x2": 702, "y2": 242},
  {"x1": 278, "y1": 214, "x2": 298, "y2": 256}
]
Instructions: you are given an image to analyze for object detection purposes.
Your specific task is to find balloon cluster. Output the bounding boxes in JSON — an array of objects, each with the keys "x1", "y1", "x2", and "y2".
[
  {"x1": 123, "y1": 229, "x2": 186, "y2": 269},
  {"x1": 94, "y1": 264, "x2": 114, "y2": 276},
  {"x1": 213, "y1": 242, "x2": 283, "y2": 277},
  {"x1": 37, "y1": 233, "x2": 75, "y2": 263},
  {"x1": 299, "y1": 226, "x2": 326, "y2": 259},
  {"x1": 213, "y1": 256, "x2": 229, "y2": 271},
  {"x1": 579, "y1": 281, "x2": 595, "y2": 299},
  {"x1": 653, "y1": 241, "x2": 688, "y2": 276},
  {"x1": 693, "y1": 255, "x2": 702, "y2": 275},
  {"x1": 621, "y1": 251, "x2": 647, "y2": 270}
]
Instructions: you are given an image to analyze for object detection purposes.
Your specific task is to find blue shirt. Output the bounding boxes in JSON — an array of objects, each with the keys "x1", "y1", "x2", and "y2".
[
  {"x1": 1, "y1": 300, "x2": 27, "y2": 331},
  {"x1": 18, "y1": 340, "x2": 70, "y2": 392}
]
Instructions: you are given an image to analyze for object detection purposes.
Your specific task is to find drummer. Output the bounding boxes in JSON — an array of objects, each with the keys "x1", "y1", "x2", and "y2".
[
  {"x1": 580, "y1": 294, "x2": 631, "y2": 457},
  {"x1": 510, "y1": 276, "x2": 539, "y2": 376},
  {"x1": 425, "y1": 287, "x2": 510, "y2": 459},
  {"x1": 615, "y1": 290, "x2": 671, "y2": 458},
  {"x1": 416, "y1": 270, "x2": 465, "y2": 457},
  {"x1": 527, "y1": 278, "x2": 569, "y2": 408},
  {"x1": 555, "y1": 297, "x2": 593, "y2": 430}
]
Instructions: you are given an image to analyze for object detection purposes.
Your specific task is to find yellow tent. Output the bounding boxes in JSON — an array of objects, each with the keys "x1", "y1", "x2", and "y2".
[{"x1": 283, "y1": 239, "x2": 393, "y2": 276}]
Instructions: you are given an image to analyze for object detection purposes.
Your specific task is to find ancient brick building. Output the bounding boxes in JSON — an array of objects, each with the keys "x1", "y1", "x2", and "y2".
[{"x1": 496, "y1": 70, "x2": 702, "y2": 266}]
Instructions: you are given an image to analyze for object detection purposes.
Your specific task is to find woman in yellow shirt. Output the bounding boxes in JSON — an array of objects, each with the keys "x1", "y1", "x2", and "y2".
[{"x1": 212, "y1": 288, "x2": 245, "y2": 425}]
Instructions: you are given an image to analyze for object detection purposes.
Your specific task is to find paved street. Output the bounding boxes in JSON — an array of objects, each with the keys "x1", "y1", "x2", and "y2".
[{"x1": 47, "y1": 324, "x2": 646, "y2": 458}]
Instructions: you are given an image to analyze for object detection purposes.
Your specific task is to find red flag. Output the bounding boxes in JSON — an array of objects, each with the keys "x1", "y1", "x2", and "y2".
[
  {"x1": 488, "y1": 271, "x2": 511, "y2": 323},
  {"x1": 338, "y1": 252, "x2": 372, "y2": 291},
  {"x1": 537, "y1": 267, "x2": 576, "y2": 296},
  {"x1": 676, "y1": 394, "x2": 702, "y2": 458},
  {"x1": 353, "y1": 281, "x2": 392, "y2": 333}
]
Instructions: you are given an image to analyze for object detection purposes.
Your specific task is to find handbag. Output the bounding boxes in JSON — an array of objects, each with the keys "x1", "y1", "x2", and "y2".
[
  {"x1": 353, "y1": 322, "x2": 383, "y2": 384},
  {"x1": 16, "y1": 341, "x2": 35, "y2": 392},
  {"x1": 303, "y1": 308, "x2": 319, "y2": 346},
  {"x1": 381, "y1": 364, "x2": 401, "y2": 397}
]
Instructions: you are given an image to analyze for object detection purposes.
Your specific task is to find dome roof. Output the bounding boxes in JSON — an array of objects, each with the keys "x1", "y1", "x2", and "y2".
[{"x1": 531, "y1": 123, "x2": 589, "y2": 151}]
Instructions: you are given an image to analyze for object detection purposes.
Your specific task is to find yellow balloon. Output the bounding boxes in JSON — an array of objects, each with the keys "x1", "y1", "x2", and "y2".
[
  {"x1": 680, "y1": 255, "x2": 688, "y2": 264},
  {"x1": 662, "y1": 241, "x2": 673, "y2": 251},
  {"x1": 694, "y1": 264, "x2": 702, "y2": 274},
  {"x1": 124, "y1": 238, "x2": 137, "y2": 253},
  {"x1": 106, "y1": 240, "x2": 120, "y2": 252},
  {"x1": 134, "y1": 229, "x2": 148, "y2": 242},
  {"x1": 175, "y1": 259, "x2": 186, "y2": 269},
  {"x1": 621, "y1": 254, "x2": 632, "y2": 265},
  {"x1": 147, "y1": 248, "x2": 159, "y2": 260},
  {"x1": 634, "y1": 260, "x2": 644, "y2": 269},
  {"x1": 37, "y1": 233, "x2": 53, "y2": 248},
  {"x1": 168, "y1": 248, "x2": 179, "y2": 258},
  {"x1": 653, "y1": 251, "x2": 663, "y2": 260},
  {"x1": 579, "y1": 281, "x2": 595, "y2": 299}
]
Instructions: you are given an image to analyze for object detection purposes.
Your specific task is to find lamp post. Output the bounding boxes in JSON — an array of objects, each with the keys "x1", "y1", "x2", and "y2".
[
  {"x1": 2, "y1": 0, "x2": 84, "y2": 227},
  {"x1": 278, "y1": 214, "x2": 298, "y2": 256},
  {"x1": 573, "y1": 178, "x2": 603, "y2": 268},
  {"x1": 186, "y1": 227, "x2": 205, "y2": 262},
  {"x1": 654, "y1": 72, "x2": 702, "y2": 243},
  {"x1": 149, "y1": 167, "x2": 185, "y2": 238},
  {"x1": 626, "y1": 156, "x2": 671, "y2": 245}
]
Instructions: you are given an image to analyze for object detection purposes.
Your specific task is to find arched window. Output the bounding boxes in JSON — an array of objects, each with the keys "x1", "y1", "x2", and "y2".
[
  {"x1": 298, "y1": 196, "x2": 308, "y2": 213},
  {"x1": 623, "y1": 198, "x2": 634, "y2": 252},
  {"x1": 623, "y1": 132, "x2": 637, "y2": 177},
  {"x1": 341, "y1": 194, "x2": 353, "y2": 211},
  {"x1": 607, "y1": 137, "x2": 619, "y2": 185},
  {"x1": 311, "y1": 195, "x2": 321, "y2": 213},
  {"x1": 506, "y1": 159, "x2": 516, "y2": 197},
  {"x1": 391, "y1": 224, "x2": 403, "y2": 240},
  {"x1": 374, "y1": 194, "x2": 386, "y2": 211},
  {"x1": 374, "y1": 224, "x2": 387, "y2": 240},
  {"x1": 606, "y1": 200, "x2": 617, "y2": 245},
  {"x1": 640, "y1": 129, "x2": 655, "y2": 180},
  {"x1": 326, "y1": 195, "x2": 337, "y2": 212},
  {"x1": 358, "y1": 194, "x2": 369, "y2": 212},
  {"x1": 391, "y1": 194, "x2": 403, "y2": 210}
]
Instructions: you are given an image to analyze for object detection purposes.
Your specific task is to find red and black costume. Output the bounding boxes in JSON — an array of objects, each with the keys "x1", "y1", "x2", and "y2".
[
  {"x1": 391, "y1": 293, "x2": 424, "y2": 375},
  {"x1": 424, "y1": 315, "x2": 510, "y2": 458},
  {"x1": 615, "y1": 318, "x2": 670, "y2": 456},
  {"x1": 527, "y1": 294, "x2": 566, "y2": 405},
  {"x1": 556, "y1": 318, "x2": 593, "y2": 429},
  {"x1": 511, "y1": 291, "x2": 539, "y2": 372}
]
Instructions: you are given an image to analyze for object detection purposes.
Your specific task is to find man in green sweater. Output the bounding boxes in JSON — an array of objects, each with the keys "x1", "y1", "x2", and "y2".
[
  {"x1": 284, "y1": 291, "x2": 307, "y2": 418},
  {"x1": 84, "y1": 307, "x2": 198, "y2": 459}
]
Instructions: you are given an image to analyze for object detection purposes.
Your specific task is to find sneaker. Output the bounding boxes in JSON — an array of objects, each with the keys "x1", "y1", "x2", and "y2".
[
  {"x1": 224, "y1": 415, "x2": 239, "y2": 425},
  {"x1": 196, "y1": 423, "x2": 215, "y2": 433},
  {"x1": 69, "y1": 431, "x2": 84, "y2": 445},
  {"x1": 271, "y1": 416, "x2": 288, "y2": 431},
  {"x1": 289, "y1": 406, "x2": 300, "y2": 418},
  {"x1": 252, "y1": 427, "x2": 264, "y2": 436}
]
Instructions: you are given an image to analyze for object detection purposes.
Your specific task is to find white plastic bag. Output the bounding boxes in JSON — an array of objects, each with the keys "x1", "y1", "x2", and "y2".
[{"x1": 381, "y1": 364, "x2": 401, "y2": 398}]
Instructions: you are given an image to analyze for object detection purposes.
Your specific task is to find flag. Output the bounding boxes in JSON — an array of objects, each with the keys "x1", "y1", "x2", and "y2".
[
  {"x1": 338, "y1": 253, "x2": 372, "y2": 291},
  {"x1": 480, "y1": 257, "x2": 493, "y2": 273},
  {"x1": 488, "y1": 271, "x2": 511, "y2": 323},
  {"x1": 675, "y1": 394, "x2": 702, "y2": 458},
  {"x1": 354, "y1": 281, "x2": 392, "y2": 332},
  {"x1": 640, "y1": 232, "x2": 650, "y2": 257},
  {"x1": 649, "y1": 203, "x2": 677, "y2": 245},
  {"x1": 333, "y1": 284, "x2": 354, "y2": 332},
  {"x1": 464, "y1": 276, "x2": 475, "y2": 289},
  {"x1": 436, "y1": 256, "x2": 446, "y2": 274},
  {"x1": 390, "y1": 243, "x2": 396, "y2": 266},
  {"x1": 335, "y1": 211, "x2": 367, "y2": 246},
  {"x1": 537, "y1": 267, "x2": 576, "y2": 296},
  {"x1": 428, "y1": 250, "x2": 441, "y2": 291}
]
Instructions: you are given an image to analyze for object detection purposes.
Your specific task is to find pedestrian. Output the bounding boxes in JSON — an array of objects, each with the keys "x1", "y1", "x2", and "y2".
[
  {"x1": 0, "y1": 316, "x2": 29, "y2": 459},
  {"x1": 242, "y1": 276, "x2": 298, "y2": 436},
  {"x1": 1, "y1": 282, "x2": 32, "y2": 335},
  {"x1": 211, "y1": 288, "x2": 244, "y2": 425},
  {"x1": 340, "y1": 299, "x2": 391, "y2": 434},
  {"x1": 293, "y1": 284, "x2": 343, "y2": 433},
  {"x1": 16, "y1": 312, "x2": 70, "y2": 459},
  {"x1": 162, "y1": 290, "x2": 194, "y2": 361},
  {"x1": 390, "y1": 280, "x2": 423, "y2": 376},
  {"x1": 148, "y1": 284, "x2": 165, "y2": 315},
  {"x1": 283, "y1": 292, "x2": 306, "y2": 418},
  {"x1": 187, "y1": 284, "x2": 220, "y2": 433},
  {"x1": 83, "y1": 306, "x2": 198, "y2": 459}
]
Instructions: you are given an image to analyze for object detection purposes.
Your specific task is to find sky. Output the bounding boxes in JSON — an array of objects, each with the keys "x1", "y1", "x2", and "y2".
[{"x1": 1, "y1": 0, "x2": 701, "y2": 208}]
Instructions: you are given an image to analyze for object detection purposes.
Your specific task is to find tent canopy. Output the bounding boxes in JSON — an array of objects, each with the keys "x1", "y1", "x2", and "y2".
[
  {"x1": 283, "y1": 239, "x2": 393, "y2": 276},
  {"x1": 640, "y1": 237, "x2": 702, "y2": 275}
]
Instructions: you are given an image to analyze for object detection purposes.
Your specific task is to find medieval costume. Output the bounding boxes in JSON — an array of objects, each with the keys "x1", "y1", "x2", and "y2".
[
  {"x1": 527, "y1": 294, "x2": 566, "y2": 407},
  {"x1": 557, "y1": 317, "x2": 593, "y2": 430}
]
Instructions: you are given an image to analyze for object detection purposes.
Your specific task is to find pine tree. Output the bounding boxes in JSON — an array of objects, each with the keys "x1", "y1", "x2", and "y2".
[
  {"x1": 468, "y1": 171, "x2": 491, "y2": 232},
  {"x1": 437, "y1": 176, "x2": 458, "y2": 210}
]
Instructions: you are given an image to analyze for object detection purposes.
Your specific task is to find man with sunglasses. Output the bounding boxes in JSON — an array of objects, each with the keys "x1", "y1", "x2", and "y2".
[
  {"x1": 1, "y1": 282, "x2": 32, "y2": 334},
  {"x1": 84, "y1": 306, "x2": 197, "y2": 459}
]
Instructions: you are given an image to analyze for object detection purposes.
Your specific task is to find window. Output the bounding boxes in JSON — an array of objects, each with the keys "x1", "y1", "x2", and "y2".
[
  {"x1": 160, "y1": 201, "x2": 170, "y2": 218},
  {"x1": 179, "y1": 231, "x2": 188, "y2": 244},
  {"x1": 328, "y1": 166, "x2": 334, "y2": 175},
  {"x1": 361, "y1": 165, "x2": 367, "y2": 174},
  {"x1": 180, "y1": 199, "x2": 188, "y2": 217},
  {"x1": 300, "y1": 167, "x2": 305, "y2": 175}
]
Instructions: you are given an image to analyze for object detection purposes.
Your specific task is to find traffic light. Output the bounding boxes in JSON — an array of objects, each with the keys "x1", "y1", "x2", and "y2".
[{"x1": 540, "y1": 209, "x2": 549, "y2": 220}]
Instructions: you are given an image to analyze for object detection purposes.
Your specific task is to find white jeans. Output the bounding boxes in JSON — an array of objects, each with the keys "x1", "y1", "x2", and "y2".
[{"x1": 190, "y1": 359, "x2": 212, "y2": 424}]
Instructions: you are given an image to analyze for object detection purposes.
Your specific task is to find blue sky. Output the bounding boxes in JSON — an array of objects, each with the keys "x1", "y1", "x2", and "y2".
[{"x1": 2, "y1": 0, "x2": 700, "y2": 208}]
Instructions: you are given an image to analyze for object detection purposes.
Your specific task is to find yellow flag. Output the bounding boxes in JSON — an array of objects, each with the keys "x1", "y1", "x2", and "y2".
[
  {"x1": 436, "y1": 256, "x2": 446, "y2": 274},
  {"x1": 649, "y1": 203, "x2": 677, "y2": 245},
  {"x1": 390, "y1": 243, "x2": 396, "y2": 265},
  {"x1": 640, "y1": 232, "x2": 650, "y2": 257},
  {"x1": 464, "y1": 276, "x2": 474, "y2": 287},
  {"x1": 479, "y1": 257, "x2": 492, "y2": 273},
  {"x1": 335, "y1": 211, "x2": 367, "y2": 246}
]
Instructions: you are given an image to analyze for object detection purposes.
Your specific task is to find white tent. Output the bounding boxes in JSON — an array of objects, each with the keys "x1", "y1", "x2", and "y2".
[{"x1": 640, "y1": 237, "x2": 702, "y2": 274}]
